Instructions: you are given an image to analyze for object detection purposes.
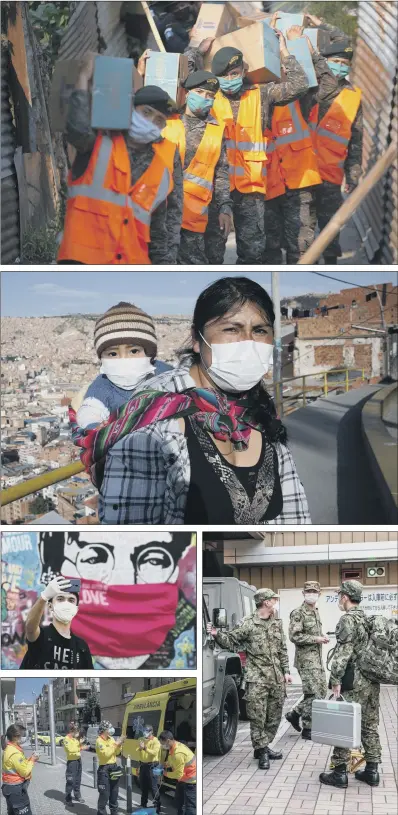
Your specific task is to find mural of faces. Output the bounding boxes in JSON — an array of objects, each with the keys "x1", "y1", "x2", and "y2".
[{"x1": 39, "y1": 532, "x2": 193, "y2": 586}]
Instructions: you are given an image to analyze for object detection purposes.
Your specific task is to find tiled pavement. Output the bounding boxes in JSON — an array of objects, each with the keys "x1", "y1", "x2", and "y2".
[
  {"x1": 204, "y1": 686, "x2": 397, "y2": 815},
  {"x1": 23, "y1": 748, "x2": 174, "y2": 815}
]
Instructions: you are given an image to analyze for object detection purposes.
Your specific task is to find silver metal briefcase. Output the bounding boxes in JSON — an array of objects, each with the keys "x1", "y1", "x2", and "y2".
[{"x1": 311, "y1": 698, "x2": 362, "y2": 748}]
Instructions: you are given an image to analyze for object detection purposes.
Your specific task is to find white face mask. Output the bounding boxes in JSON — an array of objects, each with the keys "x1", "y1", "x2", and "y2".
[
  {"x1": 128, "y1": 109, "x2": 162, "y2": 144},
  {"x1": 304, "y1": 593, "x2": 319, "y2": 605},
  {"x1": 200, "y1": 334, "x2": 274, "y2": 393},
  {"x1": 100, "y1": 357, "x2": 155, "y2": 390},
  {"x1": 52, "y1": 601, "x2": 78, "y2": 625},
  {"x1": 338, "y1": 599, "x2": 346, "y2": 612}
]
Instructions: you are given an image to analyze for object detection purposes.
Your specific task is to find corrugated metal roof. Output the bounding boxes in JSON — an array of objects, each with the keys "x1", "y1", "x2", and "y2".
[
  {"x1": 352, "y1": 0, "x2": 398, "y2": 264},
  {"x1": 58, "y1": 2, "x2": 99, "y2": 61},
  {"x1": 1, "y1": 44, "x2": 20, "y2": 263}
]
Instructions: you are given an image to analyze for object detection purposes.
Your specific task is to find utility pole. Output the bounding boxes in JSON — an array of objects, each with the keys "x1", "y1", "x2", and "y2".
[
  {"x1": 374, "y1": 285, "x2": 389, "y2": 377},
  {"x1": 272, "y1": 272, "x2": 283, "y2": 417},
  {"x1": 32, "y1": 693, "x2": 38, "y2": 753},
  {"x1": 48, "y1": 680, "x2": 56, "y2": 766}
]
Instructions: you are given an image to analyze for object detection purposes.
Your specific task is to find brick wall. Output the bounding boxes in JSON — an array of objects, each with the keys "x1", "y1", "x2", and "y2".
[
  {"x1": 354, "y1": 343, "x2": 372, "y2": 369},
  {"x1": 314, "y1": 345, "x2": 344, "y2": 367}
]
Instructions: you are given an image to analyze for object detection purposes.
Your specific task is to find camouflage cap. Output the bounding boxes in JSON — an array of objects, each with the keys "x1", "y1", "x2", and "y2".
[
  {"x1": 254, "y1": 588, "x2": 279, "y2": 605},
  {"x1": 304, "y1": 581, "x2": 320, "y2": 592},
  {"x1": 338, "y1": 580, "x2": 363, "y2": 602}
]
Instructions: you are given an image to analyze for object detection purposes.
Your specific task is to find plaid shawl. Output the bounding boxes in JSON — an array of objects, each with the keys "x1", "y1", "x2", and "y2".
[{"x1": 70, "y1": 387, "x2": 262, "y2": 487}]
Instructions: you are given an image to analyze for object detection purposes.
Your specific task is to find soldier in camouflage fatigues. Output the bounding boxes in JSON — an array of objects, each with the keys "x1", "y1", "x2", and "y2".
[
  {"x1": 320, "y1": 581, "x2": 381, "y2": 789},
  {"x1": 208, "y1": 588, "x2": 292, "y2": 770},
  {"x1": 286, "y1": 581, "x2": 328, "y2": 739},
  {"x1": 185, "y1": 42, "x2": 309, "y2": 264}
]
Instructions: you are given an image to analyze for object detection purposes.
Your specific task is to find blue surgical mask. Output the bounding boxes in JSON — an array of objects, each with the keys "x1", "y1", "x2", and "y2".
[
  {"x1": 128, "y1": 109, "x2": 162, "y2": 143},
  {"x1": 218, "y1": 75, "x2": 243, "y2": 95},
  {"x1": 327, "y1": 61, "x2": 350, "y2": 79},
  {"x1": 108, "y1": 727, "x2": 115, "y2": 736},
  {"x1": 186, "y1": 90, "x2": 213, "y2": 117},
  {"x1": 143, "y1": 729, "x2": 152, "y2": 738}
]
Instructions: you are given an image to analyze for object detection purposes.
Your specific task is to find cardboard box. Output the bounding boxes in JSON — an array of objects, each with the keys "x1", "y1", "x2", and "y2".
[
  {"x1": 50, "y1": 59, "x2": 84, "y2": 132},
  {"x1": 237, "y1": 13, "x2": 270, "y2": 28},
  {"x1": 205, "y1": 21, "x2": 281, "y2": 85},
  {"x1": 144, "y1": 52, "x2": 188, "y2": 107},
  {"x1": 286, "y1": 38, "x2": 318, "y2": 88},
  {"x1": 91, "y1": 55, "x2": 136, "y2": 130},
  {"x1": 275, "y1": 13, "x2": 305, "y2": 33},
  {"x1": 303, "y1": 27, "x2": 331, "y2": 51},
  {"x1": 189, "y1": 2, "x2": 237, "y2": 47}
]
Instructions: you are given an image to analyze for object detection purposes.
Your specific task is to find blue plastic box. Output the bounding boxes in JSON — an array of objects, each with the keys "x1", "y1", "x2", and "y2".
[
  {"x1": 275, "y1": 13, "x2": 305, "y2": 33},
  {"x1": 286, "y1": 38, "x2": 318, "y2": 88},
  {"x1": 303, "y1": 27, "x2": 331, "y2": 51},
  {"x1": 91, "y1": 55, "x2": 135, "y2": 130},
  {"x1": 144, "y1": 52, "x2": 188, "y2": 106}
]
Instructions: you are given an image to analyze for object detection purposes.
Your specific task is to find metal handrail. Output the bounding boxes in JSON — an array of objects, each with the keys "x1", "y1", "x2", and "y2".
[
  {"x1": 1, "y1": 367, "x2": 367, "y2": 507},
  {"x1": 1, "y1": 460, "x2": 85, "y2": 507}
]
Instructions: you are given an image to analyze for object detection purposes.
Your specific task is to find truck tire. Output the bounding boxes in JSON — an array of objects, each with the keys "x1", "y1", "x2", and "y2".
[{"x1": 203, "y1": 676, "x2": 239, "y2": 755}]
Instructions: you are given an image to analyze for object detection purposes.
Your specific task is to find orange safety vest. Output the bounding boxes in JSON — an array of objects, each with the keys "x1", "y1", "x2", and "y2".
[
  {"x1": 310, "y1": 87, "x2": 362, "y2": 184},
  {"x1": 264, "y1": 101, "x2": 322, "y2": 200},
  {"x1": 162, "y1": 116, "x2": 186, "y2": 163},
  {"x1": 58, "y1": 132, "x2": 176, "y2": 264},
  {"x1": 212, "y1": 87, "x2": 267, "y2": 194},
  {"x1": 163, "y1": 114, "x2": 225, "y2": 232}
]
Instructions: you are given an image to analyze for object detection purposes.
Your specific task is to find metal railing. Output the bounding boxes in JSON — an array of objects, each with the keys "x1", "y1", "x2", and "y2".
[
  {"x1": 1, "y1": 368, "x2": 367, "y2": 507},
  {"x1": 276, "y1": 367, "x2": 366, "y2": 416}
]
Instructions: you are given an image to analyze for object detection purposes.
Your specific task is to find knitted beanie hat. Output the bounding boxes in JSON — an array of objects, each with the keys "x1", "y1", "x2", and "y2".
[{"x1": 94, "y1": 302, "x2": 157, "y2": 358}]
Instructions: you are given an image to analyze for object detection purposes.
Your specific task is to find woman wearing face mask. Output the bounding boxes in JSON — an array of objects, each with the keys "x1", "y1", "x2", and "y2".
[
  {"x1": 1, "y1": 724, "x2": 39, "y2": 815},
  {"x1": 73, "y1": 302, "x2": 171, "y2": 431},
  {"x1": 95, "y1": 722, "x2": 126, "y2": 815},
  {"x1": 74, "y1": 276, "x2": 310, "y2": 525},
  {"x1": 307, "y1": 20, "x2": 363, "y2": 264},
  {"x1": 21, "y1": 576, "x2": 93, "y2": 670},
  {"x1": 57, "y1": 53, "x2": 183, "y2": 265},
  {"x1": 184, "y1": 32, "x2": 309, "y2": 264},
  {"x1": 158, "y1": 69, "x2": 233, "y2": 265}
]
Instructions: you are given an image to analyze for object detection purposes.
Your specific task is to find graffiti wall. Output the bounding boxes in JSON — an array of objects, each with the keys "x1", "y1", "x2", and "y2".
[{"x1": 1, "y1": 531, "x2": 196, "y2": 670}]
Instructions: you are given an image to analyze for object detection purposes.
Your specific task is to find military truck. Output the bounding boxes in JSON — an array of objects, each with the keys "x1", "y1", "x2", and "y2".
[{"x1": 203, "y1": 576, "x2": 257, "y2": 755}]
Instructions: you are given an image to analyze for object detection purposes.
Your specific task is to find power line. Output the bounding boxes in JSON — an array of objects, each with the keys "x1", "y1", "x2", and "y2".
[{"x1": 310, "y1": 271, "x2": 398, "y2": 299}]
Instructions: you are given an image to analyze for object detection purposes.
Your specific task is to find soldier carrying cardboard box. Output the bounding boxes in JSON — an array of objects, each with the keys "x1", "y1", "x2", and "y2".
[
  {"x1": 185, "y1": 26, "x2": 309, "y2": 265},
  {"x1": 57, "y1": 53, "x2": 183, "y2": 265}
]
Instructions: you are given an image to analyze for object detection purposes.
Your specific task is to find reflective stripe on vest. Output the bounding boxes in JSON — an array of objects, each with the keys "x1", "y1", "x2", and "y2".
[
  {"x1": 182, "y1": 119, "x2": 225, "y2": 232},
  {"x1": 68, "y1": 137, "x2": 134, "y2": 210},
  {"x1": 273, "y1": 102, "x2": 309, "y2": 147},
  {"x1": 311, "y1": 87, "x2": 362, "y2": 184}
]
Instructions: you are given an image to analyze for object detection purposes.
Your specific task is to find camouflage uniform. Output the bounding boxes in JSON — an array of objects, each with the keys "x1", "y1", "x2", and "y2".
[
  {"x1": 185, "y1": 48, "x2": 309, "y2": 264},
  {"x1": 309, "y1": 24, "x2": 363, "y2": 262},
  {"x1": 328, "y1": 582, "x2": 381, "y2": 767},
  {"x1": 288, "y1": 583, "x2": 327, "y2": 730},
  {"x1": 214, "y1": 590, "x2": 290, "y2": 750},
  {"x1": 65, "y1": 90, "x2": 183, "y2": 264},
  {"x1": 263, "y1": 52, "x2": 332, "y2": 265},
  {"x1": 177, "y1": 113, "x2": 232, "y2": 265}
]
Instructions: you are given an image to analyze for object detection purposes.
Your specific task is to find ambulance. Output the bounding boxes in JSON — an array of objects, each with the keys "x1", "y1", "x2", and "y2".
[{"x1": 121, "y1": 678, "x2": 196, "y2": 791}]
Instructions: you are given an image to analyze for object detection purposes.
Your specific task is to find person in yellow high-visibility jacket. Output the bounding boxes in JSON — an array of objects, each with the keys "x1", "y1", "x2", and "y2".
[
  {"x1": 95, "y1": 721, "x2": 126, "y2": 815},
  {"x1": 138, "y1": 724, "x2": 161, "y2": 812},
  {"x1": 159, "y1": 730, "x2": 196, "y2": 815},
  {"x1": 1, "y1": 724, "x2": 39, "y2": 815},
  {"x1": 63, "y1": 721, "x2": 90, "y2": 806}
]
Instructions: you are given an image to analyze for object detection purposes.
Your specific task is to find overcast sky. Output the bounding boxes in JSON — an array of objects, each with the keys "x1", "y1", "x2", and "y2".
[{"x1": 2, "y1": 271, "x2": 396, "y2": 317}]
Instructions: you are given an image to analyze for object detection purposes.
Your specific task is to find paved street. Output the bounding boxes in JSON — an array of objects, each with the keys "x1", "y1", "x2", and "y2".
[
  {"x1": 23, "y1": 745, "x2": 177, "y2": 815},
  {"x1": 204, "y1": 686, "x2": 397, "y2": 815},
  {"x1": 284, "y1": 385, "x2": 387, "y2": 524}
]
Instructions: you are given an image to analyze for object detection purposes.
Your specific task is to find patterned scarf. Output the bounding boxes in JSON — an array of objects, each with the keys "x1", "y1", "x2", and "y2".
[{"x1": 70, "y1": 387, "x2": 262, "y2": 486}]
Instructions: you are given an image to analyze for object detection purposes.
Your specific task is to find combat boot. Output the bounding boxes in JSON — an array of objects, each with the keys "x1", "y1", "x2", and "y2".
[
  {"x1": 285, "y1": 710, "x2": 302, "y2": 733},
  {"x1": 355, "y1": 762, "x2": 380, "y2": 786},
  {"x1": 319, "y1": 764, "x2": 348, "y2": 788},
  {"x1": 258, "y1": 748, "x2": 270, "y2": 770},
  {"x1": 268, "y1": 747, "x2": 283, "y2": 759},
  {"x1": 301, "y1": 728, "x2": 311, "y2": 740}
]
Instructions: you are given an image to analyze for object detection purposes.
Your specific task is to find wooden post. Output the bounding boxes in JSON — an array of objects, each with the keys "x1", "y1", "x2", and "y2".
[
  {"x1": 141, "y1": 1, "x2": 166, "y2": 52},
  {"x1": 298, "y1": 140, "x2": 397, "y2": 265}
]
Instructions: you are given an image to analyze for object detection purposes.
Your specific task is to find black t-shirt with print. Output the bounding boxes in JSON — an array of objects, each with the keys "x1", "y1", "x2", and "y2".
[{"x1": 20, "y1": 624, "x2": 94, "y2": 670}]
